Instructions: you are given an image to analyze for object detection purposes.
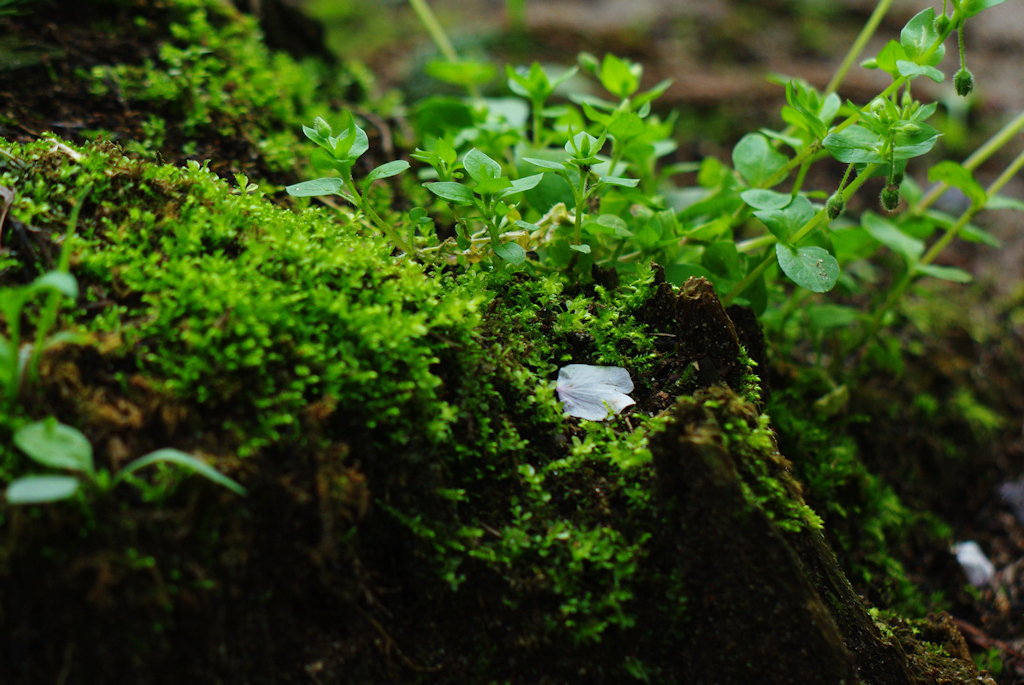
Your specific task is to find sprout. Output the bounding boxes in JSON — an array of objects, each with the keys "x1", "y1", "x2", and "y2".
[{"x1": 556, "y1": 364, "x2": 635, "y2": 421}]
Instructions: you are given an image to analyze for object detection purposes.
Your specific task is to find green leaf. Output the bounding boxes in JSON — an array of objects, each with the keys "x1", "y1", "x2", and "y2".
[
  {"x1": 463, "y1": 148, "x2": 503, "y2": 184},
  {"x1": 928, "y1": 161, "x2": 986, "y2": 206},
  {"x1": 310, "y1": 148, "x2": 346, "y2": 173},
  {"x1": 598, "y1": 54, "x2": 640, "y2": 99},
  {"x1": 754, "y1": 195, "x2": 815, "y2": 243},
  {"x1": 474, "y1": 176, "x2": 513, "y2": 196},
  {"x1": 686, "y1": 216, "x2": 732, "y2": 242},
  {"x1": 6, "y1": 475, "x2": 81, "y2": 504},
  {"x1": 732, "y1": 133, "x2": 788, "y2": 187},
  {"x1": 119, "y1": 449, "x2": 247, "y2": 496},
  {"x1": 875, "y1": 40, "x2": 910, "y2": 78},
  {"x1": 823, "y1": 125, "x2": 886, "y2": 164},
  {"x1": 598, "y1": 175, "x2": 640, "y2": 188},
  {"x1": 492, "y1": 241, "x2": 527, "y2": 265},
  {"x1": 900, "y1": 8, "x2": 944, "y2": 66},
  {"x1": 703, "y1": 241, "x2": 743, "y2": 281},
  {"x1": 286, "y1": 177, "x2": 344, "y2": 198},
  {"x1": 425, "y1": 59, "x2": 496, "y2": 88},
  {"x1": 986, "y1": 194, "x2": 1024, "y2": 211},
  {"x1": 608, "y1": 112, "x2": 645, "y2": 141},
  {"x1": 961, "y1": 0, "x2": 1008, "y2": 18},
  {"x1": 862, "y1": 212, "x2": 924, "y2": 261},
  {"x1": 914, "y1": 263, "x2": 973, "y2": 283},
  {"x1": 776, "y1": 243, "x2": 840, "y2": 293},
  {"x1": 663, "y1": 263, "x2": 717, "y2": 287},
  {"x1": 805, "y1": 304, "x2": 861, "y2": 329},
  {"x1": 632, "y1": 78, "x2": 672, "y2": 109},
  {"x1": 497, "y1": 173, "x2": 544, "y2": 199},
  {"x1": 892, "y1": 123, "x2": 941, "y2": 159},
  {"x1": 506, "y1": 62, "x2": 552, "y2": 100},
  {"x1": 897, "y1": 60, "x2": 944, "y2": 83},
  {"x1": 569, "y1": 243, "x2": 591, "y2": 254},
  {"x1": 14, "y1": 419, "x2": 94, "y2": 473},
  {"x1": 523, "y1": 157, "x2": 567, "y2": 171},
  {"x1": 740, "y1": 189, "x2": 792, "y2": 211},
  {"x1": 425, "y1": 182, "x2": 475, "y2": 205},
  {"x1": 30, "y1": 271, "x2": 78, "y2": 300},
  {"x1": 365, "y1": 160, "x2": 410, "y2": 183}
]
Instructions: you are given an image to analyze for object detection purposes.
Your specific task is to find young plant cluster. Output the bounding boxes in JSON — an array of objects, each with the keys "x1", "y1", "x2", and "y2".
[{"x1": 288, "y1": 0, "x2": 1021, "y2": 363}]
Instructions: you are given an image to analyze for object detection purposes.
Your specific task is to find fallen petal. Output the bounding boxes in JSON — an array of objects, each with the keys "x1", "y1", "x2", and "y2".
[
  {"x1": 952, "y1": 541, "x2": 994, "y2": 587},
  {"x1": 556, "y1": 364, "x2": 635, "y2": 421}
]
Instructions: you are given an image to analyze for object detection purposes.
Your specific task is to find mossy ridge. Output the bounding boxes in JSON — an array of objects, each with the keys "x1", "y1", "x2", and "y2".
[{"x1": 0, "y1": 133, "x2": 743, "y2": 680}]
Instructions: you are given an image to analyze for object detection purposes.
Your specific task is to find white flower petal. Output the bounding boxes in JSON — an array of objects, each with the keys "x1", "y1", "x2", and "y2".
[
  {"x1": 952, "y1": 541, "x2": 995, "y2": 587},
  {"x1": 556, "y1": 364, "x2": 635, "y2": 421}
]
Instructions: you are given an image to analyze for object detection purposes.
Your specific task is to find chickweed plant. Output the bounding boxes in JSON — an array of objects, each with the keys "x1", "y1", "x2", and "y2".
[{"x1": 289, "y1": 0, "x2": 1023, "y2": 371}]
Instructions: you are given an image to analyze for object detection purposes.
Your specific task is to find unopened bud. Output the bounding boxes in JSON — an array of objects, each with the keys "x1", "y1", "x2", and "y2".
[
  {"x1": 954, "y1": 68, "x2": 974, "y2": 97},
  {"x1": 826, "y1": 192, "x2": 845, "y2": 220},
  {"x1": 880, "y1": 184, "x2": 901, "y2": 212},
  {"x1": 313, "y1": 117, "x2": 332, "y2": 138},
  {"x1": 934, "y1": 14, "x2": 951, "y2": 34}
]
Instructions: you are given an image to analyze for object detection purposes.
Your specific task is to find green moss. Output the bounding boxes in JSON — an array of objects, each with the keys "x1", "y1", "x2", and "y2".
[{"x1": 769, "y1": 387, "x2": 949, "y2": 615}]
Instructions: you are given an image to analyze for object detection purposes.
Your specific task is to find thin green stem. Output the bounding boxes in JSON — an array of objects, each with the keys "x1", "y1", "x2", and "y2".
[
  {"x1": 824, "y1": 0, "x2": 895, "y2": 97},
  {"x1": 407, "y1": 0, "x2": 481, "y2": 99},
  {"x1": 29, "y1": 184, "x2": 91, "y2": 386},
  {"x1": 723, "y1": 164, "x2": 879, "y2": 306},
  {"x1": 914, "y1": 109, "x2": 1024, "y2": 213},
  {"x1": 506, "y1": 0, "x2": 526, "y2": 32},
  {"x1": 848, "y1": 148, "x2": 1024, "y2": 355},
  {"x1": 957, "y1": 19, "x2": 966, "y2": 69},
  {"x1": 408, "y1": 0, "x2": 458, "y2": 62}
]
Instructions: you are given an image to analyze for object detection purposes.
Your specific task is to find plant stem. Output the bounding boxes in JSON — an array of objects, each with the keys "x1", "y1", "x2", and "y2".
[
  {"x1": 847, "y1": 148, "x2": 1024, "y2": 355},
  {"x1": 28, "y1": 184, "x2": 91, "y2": 386},
  {"x1": 824, "y1": 0, "x2": 894, "y2": 97},
  {"x1": 408, "y1": 0, "x2": 458, "y2": 63},
  {"x1": 407, "y1": 0, "x2": 481, "y2": 99},
  {"x1": 506, "y1": 0, "x2": 526, "y2": 32},
  {"x1": 722, "y1": 164, "x2": 878, "y2": 306},
  {"x1": 914, "y1": 109, "x2": 1024, "y2": 213}
]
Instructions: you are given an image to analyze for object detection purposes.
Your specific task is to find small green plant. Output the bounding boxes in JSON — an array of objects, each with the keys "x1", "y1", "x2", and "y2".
[
  {"x1": 1, "y1": 186, "x2": 89, "y2": 412},
  {"x1": 284, "y1": 0, "x2": 1022, "y2": 366},
  {"x1": 285, "y1": 112, "x2": 420, "y2": 257},
  {"x1": 6, "y1": 417, "x2": 246, "y2": 504}
]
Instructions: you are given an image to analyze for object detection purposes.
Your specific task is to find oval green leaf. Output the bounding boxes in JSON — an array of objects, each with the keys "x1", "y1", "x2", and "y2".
[
  {"x1": 492, "y1": 241, "x2": 527, "y2": 265},
  {"x1": 31, "y1": 271, "x2": 78, "y2": 300},
  {"x1": 365, "y1": 160, "x2": 410, "y2": 183},
  {"x1": 14, "y1": 419, "x2": 94, "y2": 472},
  {"x1": 732, "y1": 133, "x2": 788, "y2": 187},
  {"x1": 425, "y1": 181, "x2": 475, "y2": 206},
  {"x1": 286, "y1": 177, "x2": 344, "y2": 198},
  {"x1": 7, "y1": 475, "x2": 81, "y2": 504},
  {"x1": 776, "y1": 243, "x2": 840, "y2": 293}
]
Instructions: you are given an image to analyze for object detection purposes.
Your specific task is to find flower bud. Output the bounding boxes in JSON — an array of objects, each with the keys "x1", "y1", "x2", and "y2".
[
  {"x1": 826, "y1": 192, "x2": 845, "y2": 220},
  {"x1": 880, "y1": 184, "x2": 900, "y2": 212},
  {"x1": 954, "y1": 68, "x2": 974, "y2": 97},
  {"x1": 934, "y1": 14, "x2": 951, "y2": 34},
  {"x1": 313, "y1": 117, "x2": 332, "y2": 138}
]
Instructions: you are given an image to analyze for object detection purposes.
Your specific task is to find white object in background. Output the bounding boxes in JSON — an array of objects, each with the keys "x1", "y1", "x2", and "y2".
[
  {"x1": 556, "y1": 364, "x2": 635, "y2": 421},
  {"x1": 952, "y1": 541, "x2": 995, "y2": 587}
]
